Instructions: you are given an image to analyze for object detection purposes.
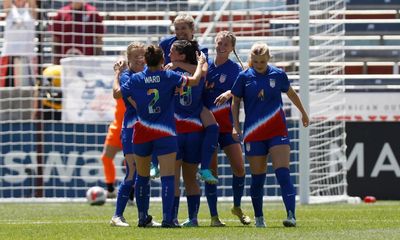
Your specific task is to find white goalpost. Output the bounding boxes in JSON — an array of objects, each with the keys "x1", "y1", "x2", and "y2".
[{"x1": 0, "y1": 0, "x2": 347, "y2": 204}]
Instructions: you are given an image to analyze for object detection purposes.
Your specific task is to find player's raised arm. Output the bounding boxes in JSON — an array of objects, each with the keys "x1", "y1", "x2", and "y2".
[
  {"x1": 170, "y1": 58, "x2": 208, "y2": 77},
  {"x1": 112, "y1": 59, "x2": 125, "y2": 99},
  {"x1": 185, "y1": 52, "x2": 206, "y2": 87}
]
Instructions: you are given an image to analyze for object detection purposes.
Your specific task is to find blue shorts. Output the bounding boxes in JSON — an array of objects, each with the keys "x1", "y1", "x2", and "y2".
[
  {"x1": 134, "y1": 136, "x2": 178, "y2": 157},
  {"x1": 218, "y1": 132, "x2": 240, "y2": 149},
  {"x1": 177, "y1": 131, "x2": 202, "y2": 164},
  {"x1": 121, "y1": 128, "x2": 134, "y2": 155},
  {"x1": 244, "y1": 135, "x2": 290, "y2": 156}
]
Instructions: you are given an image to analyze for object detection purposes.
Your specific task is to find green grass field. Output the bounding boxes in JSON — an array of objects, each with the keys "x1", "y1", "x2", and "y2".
[{"x1": 0, "y1": 201, "x2": 399, "y2": 240}]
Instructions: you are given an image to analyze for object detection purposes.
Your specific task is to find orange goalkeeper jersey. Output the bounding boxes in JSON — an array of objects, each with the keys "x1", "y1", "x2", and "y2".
[{"x1": 104, "y1": 98, "x2": 126, "y2": 148}]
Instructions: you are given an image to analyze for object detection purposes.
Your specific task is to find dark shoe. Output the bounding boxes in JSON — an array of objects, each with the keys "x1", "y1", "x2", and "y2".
[
  {"x1": 138, "y1": 215, "x2": 161, "y2": 228},
  {"x1": 161, "y1": 220, "x2": 181, "y2": 228},
  {"x1": 282, "y1": 211, "x2": 296, "y2": 227}
]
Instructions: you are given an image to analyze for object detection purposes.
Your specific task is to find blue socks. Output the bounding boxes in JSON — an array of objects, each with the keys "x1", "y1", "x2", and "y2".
[
  {"x1": 161, "y1": 175, "x2": 175, "y2": 223},
  {"x1": 250, "y1": 173, "x2": 266, "y2": 217},
  {"x1": 205, "y1": 183, "x2": 218, "y2": 217},
  {"x1": 115, "y1": 161, "x2": 136, "y2": 217},
  {"x1": 201, "y1": 124, "x2": 219, "y2": 170},
  {"x1": 135, "y1": 175, "x2": 150, "y2": 221},
  {"x1": 115, "y1": 180, "x2": 134, "y2": 217},
  {"x1": 129, "y1": 170, "x2": 137, "y2": 200},
  {"x1": 187, "y1": 195, "x2": 200, "y2": 220},
  {"x1": 172, "y1": 196, "x2": 180, "y2": 222},
  {"x1": 275, "y1": 167, "x2": 296, "y2": 219},
  {"x1": 232, "y1": 175, "x2": 245, "y2": 207}
]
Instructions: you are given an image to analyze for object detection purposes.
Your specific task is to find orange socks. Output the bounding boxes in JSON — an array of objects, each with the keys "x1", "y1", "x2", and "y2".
[{"x1": 101, "y1": 155, "x2": 116, "y2": 185}]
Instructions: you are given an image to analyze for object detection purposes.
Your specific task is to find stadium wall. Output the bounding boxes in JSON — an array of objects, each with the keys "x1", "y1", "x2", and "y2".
[{"x1": 346, "y1": 122, "x2": 400, "y2": 200}]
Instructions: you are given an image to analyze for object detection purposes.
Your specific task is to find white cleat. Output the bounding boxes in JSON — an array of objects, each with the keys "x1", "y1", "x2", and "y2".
[
  {"x1": 138, "y1": 215, "x2": 162, "y2": 228},
  {"x1": 255, "y1": 216, "x2": 266, "y2": 228},
  {"x1": 147, "y1": 219, "x2": 162, "y2": 227},
  {"x1": 231, "y1": 206, "x2": 251, "y2": 225},
  {"x1": 110, "y1": 216, "x2": 129, "y2": 227}
]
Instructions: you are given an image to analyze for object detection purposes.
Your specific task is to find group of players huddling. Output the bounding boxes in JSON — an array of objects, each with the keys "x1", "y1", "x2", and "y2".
[{"x1": 109, "y1": 13, "x2": 309, "y2": 228}]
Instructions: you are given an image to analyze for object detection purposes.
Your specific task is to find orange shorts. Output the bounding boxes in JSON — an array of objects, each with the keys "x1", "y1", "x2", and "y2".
[{"x1": 104, "y1": 121, "x2": 123, "y2": 148}]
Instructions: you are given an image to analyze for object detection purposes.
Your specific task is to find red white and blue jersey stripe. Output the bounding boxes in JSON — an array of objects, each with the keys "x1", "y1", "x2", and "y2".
[
  {"x1": 231, "y1": 65, "x2": 289, "y2": 143},
  {"x1": 119, "y1": 69, "x2": 138, "y2": 129},
  {"x1": 159, "y1": 36, "x2": 209, "y2": 64},
  {"x1": 203, "y1": 58, "x2": 242, "y2": 133},
  {"x1": 173, "y1": 68, "x2": 204, "y2": 133},
  {"x1": 120, "y1": 68, "x2": 187, "y2": 144}
]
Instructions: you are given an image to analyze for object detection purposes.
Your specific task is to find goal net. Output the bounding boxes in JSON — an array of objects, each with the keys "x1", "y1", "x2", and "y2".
[{"x1": 0, "y1": 0, "x2": 347, "y2": 204}]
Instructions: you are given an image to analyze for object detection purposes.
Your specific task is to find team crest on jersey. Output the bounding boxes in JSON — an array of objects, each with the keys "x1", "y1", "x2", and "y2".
[
  {"x1": 219, "y1": 74, "x2": 227, "y2": 83},
  {"x1": 269, "y1": 78, "x2": 276, "y2": 88}
]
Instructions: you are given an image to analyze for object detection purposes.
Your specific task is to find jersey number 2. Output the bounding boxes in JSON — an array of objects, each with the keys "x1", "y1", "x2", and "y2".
[{"x1": 147, "y1": 89, "x2": 161, "y2": 114}]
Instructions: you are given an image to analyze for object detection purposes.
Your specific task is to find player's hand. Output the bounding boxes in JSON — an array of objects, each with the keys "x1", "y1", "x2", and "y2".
[
  {"x1": 174, "y1": 86, "x2": 181, "y2": 95},
  {"x1": 302, "y1": 114, "x2": 310, "y2": 128},
  {"x1": 196, "y1": 51, "x2": 206, "y2": 65},
  {"x1": 113, "y1": 59, "x2": 126, "y2": 73},
  {"x1": 214, "y1": 91, "x2": 231, "y2": 106},
  {"x1": 164, "y1": 62, "x2": 177, "y2": 71},
  {"x1": 232, "y1": 128, "x2": 242, "y2": 142}
]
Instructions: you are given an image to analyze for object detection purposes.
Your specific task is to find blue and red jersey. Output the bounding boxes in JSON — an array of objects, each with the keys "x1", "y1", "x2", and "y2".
[
  {"x1": 120, "y1": 68, "x2": 187, "y2": 144},
  {"x1": 173, "y1": 67, "x2": 204, "y2": 133},
  {"x1": 231, "y1": 65, "x2": 289, "y2": 143},
  {"x1": 203, "y1": 58, "x2": 242, "y2": 133},
  {"x1": 159, "y1": 36, "x2": 209, "y2": 64},
  {"x1": 119, "y1": 69, "x2": 138, "y2": 129}
]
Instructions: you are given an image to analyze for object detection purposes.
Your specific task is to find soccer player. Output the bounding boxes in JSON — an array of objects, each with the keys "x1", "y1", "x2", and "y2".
[
  {"x1": 202, "y1": 31, "x2": 250, "y2": 226},
  {"x1": 231, "y1": 42, "x2": 310, "y2": 228},
  {"x1": 109, "y1": 42, "x2": 147, "y2": 227},
  {"x1": 167, "y1": 40, "x2": 206, "y2": 227},
  {"x1": 114, "y1": 45, "x2": 206, "y2": 228},
  {"x1": 159, "y1": 13, "x2": 219, "y2": 184}
]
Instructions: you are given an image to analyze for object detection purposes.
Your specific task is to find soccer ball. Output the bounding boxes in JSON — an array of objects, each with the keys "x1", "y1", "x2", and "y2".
[{"x1": 86, "y1": 186, "x2": 107, "y2": 206}]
